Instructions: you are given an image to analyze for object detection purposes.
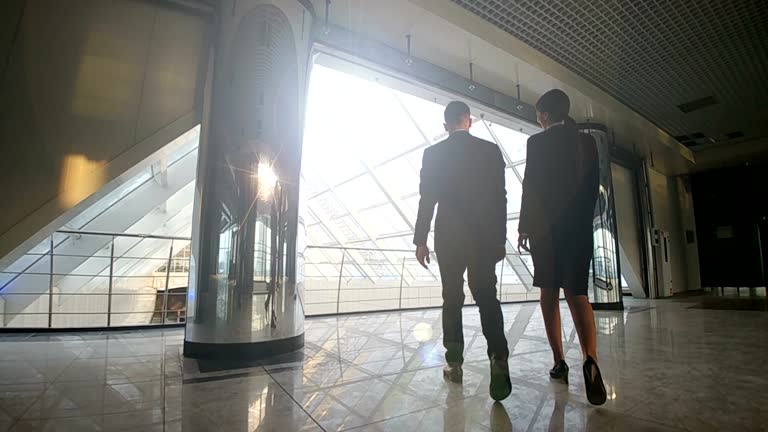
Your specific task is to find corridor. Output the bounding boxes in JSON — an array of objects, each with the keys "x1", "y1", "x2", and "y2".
[{"x1": 1, "y1": 297, "x2": 765, "y2": 431}]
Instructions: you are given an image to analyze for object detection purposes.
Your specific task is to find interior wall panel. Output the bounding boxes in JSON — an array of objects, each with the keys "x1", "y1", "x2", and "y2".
[
  {"x1": 135, "y1": 7, "x2": 207, "y2": 142},
  {"x1": 677, "y1": 176, "x2": 702, "y2": 291},
  {"x1": 0, "y1": 0, "x2": 209, "y2": 266},
  {"x1": 0, "y1": 0, "x2": 26, "y2": 75},
  {"x1": 648, "y1": 167, "x2": 697, "y2": 293}
]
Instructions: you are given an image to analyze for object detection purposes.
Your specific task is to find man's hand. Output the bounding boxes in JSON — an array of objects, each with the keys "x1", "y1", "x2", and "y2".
[
  {"x1": 415, "y1": 245, "x2": 430, "y2": 269},
  {"x1": 517, "y1": 233, "x2": 530, "y2": 253}
]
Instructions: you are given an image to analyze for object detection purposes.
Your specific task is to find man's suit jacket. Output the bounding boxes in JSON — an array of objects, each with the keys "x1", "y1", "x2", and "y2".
[
  {"x1": 519, "y1": 124, "x2": 599, "y2": 238},
  {"x1": 413, "y1": 130, "x2": 507, "y2": 250}
]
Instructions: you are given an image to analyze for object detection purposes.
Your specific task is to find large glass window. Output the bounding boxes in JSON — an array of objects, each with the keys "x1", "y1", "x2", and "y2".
[{"x1": 301, "y1": 59, "x2": 539, "y2": 314}]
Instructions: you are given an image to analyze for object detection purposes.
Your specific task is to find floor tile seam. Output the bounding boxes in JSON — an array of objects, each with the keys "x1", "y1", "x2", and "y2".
[
  {"x1": 282, "y1": 365, "x2": 416, "y2": 390},
  {"x1": 299, "y1": 387, "x2": 374, "y2": 426},
  {"x1": 74, "y1": 352, "x2": 167, "y2": 360},
  {"x1": 9, "y1": 353, "x2": 82, "y2": 428},
  {"x1": 184, "y1": 363, "x2": 269, "y2": 377},
  {"x1": 296, "y1": 371, "x2": 440, "y2": 418},
  {"x1": 355, "y1": 358, "x2": 427, "y2": 376},
  {"x1": 384, "y1": 368, "x2": 557, "y2": 401},
  {"x1": 372, "y1": 361, "x2": 451, "y2": 383},
  {"x1": 314, "y1": 346, "x2": 418, "y2": 359},
  {"x1": 25, "y1": 392, "x2": 171, "y2": 415},
  {"x1": 326, "y1": 313, "x2": 446, "y2": 342},
  {"x1": 170, "y1": 346, "x2": 185, "y2": 380},
  {"x1": 181, "y1": 367, "x2": 272, "y2": 385},
  {"x1": 380, "y1": 355, "x2": 452, "y2": 375},
  {"x1": 351, "y1": 368, "x2": 450, "y2": 428},
  {"x1": 52, "y1": 372, "x2": 167, "y2": 385},
  {"x1": 314, "y1": 335, "x2": 423, "y2": 353},
  {"x1": 263, "y1": 368, "x2": 328, "y2": 432},
  {"x1": 522, "y1": 392, "x2": 549, "y2": 432},
  {"x1": 337, "y1": 397, "x2": 450, "y2": 432},
  {"x1": 293, "y1": 372, "x2": 383, "y2": 393},
  {"x1": 35, "y1": 378, "x2": 170, "y2": 393},
  {"x1": 16, "y1": 403, "x2": 163, "y2": 422},
  {"x1": 34, "y1": 410, "x2": 165, "y2": 425},
  {"x1": 304, "y1": 347, "x2": 396, "y2": 377},
  {"x1": 454, "y1": 348, "x2": 554, "y2": 372}
]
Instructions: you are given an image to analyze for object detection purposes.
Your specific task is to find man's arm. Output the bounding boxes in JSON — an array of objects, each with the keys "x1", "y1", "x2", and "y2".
[
  {"x1": 413, "y1": 148, "x2": 437, "y2": 246},
  {"x1": 492, "y1": 145, "x2": 507, "y2": 246}
]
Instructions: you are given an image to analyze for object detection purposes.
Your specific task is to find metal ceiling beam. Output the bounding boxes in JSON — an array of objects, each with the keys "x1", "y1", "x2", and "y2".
[{"x1": 313, "y1": 24, "x2": 539, "y2": 126}]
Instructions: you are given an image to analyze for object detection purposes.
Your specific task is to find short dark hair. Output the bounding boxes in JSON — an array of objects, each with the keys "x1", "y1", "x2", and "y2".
[
  {"x1": 444, "y1": 101, "x2": 470, "y2": 126},
  {"x1": 536, "y1": 89, "x2": 570, "y2": 122}
]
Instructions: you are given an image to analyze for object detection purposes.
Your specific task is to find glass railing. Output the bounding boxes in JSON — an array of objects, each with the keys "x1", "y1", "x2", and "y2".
[
  {"x1": 0, "y1": 230, "x2": 190, "y2": 329},
  {"x1": 302, "y1": 245, "x2": 538, "y2": 316},
  {"x1": 0, "y1": 231, "x2": 539, "y2": 329}
]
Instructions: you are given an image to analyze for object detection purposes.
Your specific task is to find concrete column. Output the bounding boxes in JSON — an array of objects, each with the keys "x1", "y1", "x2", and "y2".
[{"x1": 184, "y1": 0, "x2": 313, "y2": 359}]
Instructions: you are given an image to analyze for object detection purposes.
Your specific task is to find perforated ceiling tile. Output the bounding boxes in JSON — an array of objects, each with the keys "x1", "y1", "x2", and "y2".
[{"x1": 453, "y1": 0, "x2": 768, "y2": 145}]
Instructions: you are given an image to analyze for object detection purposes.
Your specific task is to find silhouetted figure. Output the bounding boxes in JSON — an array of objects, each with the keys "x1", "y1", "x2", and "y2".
[
  {"x1": 517, "y1": 89, "x2": 607, "y2": 405},
  {"x1": 414, "y1": 101, "x2": 511, "y2": 401}
]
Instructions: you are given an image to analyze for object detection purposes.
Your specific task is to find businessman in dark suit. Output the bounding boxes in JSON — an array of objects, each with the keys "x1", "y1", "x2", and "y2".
[
  {"x1": 518, "y1": 89, "x2": 606, "y2": 405},
  {"x1": 413, "y1": 101, "x2": 511, "y2": 401}
]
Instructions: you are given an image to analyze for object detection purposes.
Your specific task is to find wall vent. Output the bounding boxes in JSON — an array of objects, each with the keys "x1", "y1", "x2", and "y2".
[
  {"x1": 674, "y1": 135, "x2": 693, "y2": 145},
  {"x1": 675, "y1": 132, "x2": 710, "y2": 147},
  {"x1": 677, "y1": 96, "x2": 719, "y2": 114}
]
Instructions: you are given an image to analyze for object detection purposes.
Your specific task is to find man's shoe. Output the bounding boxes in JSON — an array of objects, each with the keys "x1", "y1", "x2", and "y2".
[
  {"x1": 549, "y1": 360, "x2": 569, "y2": 383},
  {"x1": 489, "y1": 358, "x2": 512, "y2": 401},
  {"x1": 583, "y1": 356, "x2": 607, "y2": 406},
  {"x1": 443, "y1": 363, "x2": 463, "y2": 383}
]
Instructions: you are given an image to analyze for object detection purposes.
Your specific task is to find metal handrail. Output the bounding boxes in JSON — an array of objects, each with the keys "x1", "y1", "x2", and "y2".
[
  {"x1": 56, "y1": 229, "x2": 191, "y2": 241},
  {"x1": 305, "y1": 244, "x2": 532, "y2": 256},
  {"x1": 1, "y1": 230, "x2": 189, "y2": 329},
  {"x1": 2, "y1": 230, "x2": 544, "y2": 329}
]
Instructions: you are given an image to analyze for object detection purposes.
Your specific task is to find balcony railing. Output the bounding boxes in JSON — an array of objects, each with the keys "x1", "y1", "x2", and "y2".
[
  {"x1": 0, "y1": 230, "x2": 190, "y2": 329},
  {"x1": 0, "y1": 231, "x2": 540, "y2": 329},
  {"x1": 301, "y1": 245, "x2": 538, "y2": 316}
]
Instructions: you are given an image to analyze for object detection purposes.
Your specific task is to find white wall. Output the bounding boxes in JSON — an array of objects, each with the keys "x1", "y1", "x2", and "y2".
[{"x1": 647, "y1": 167, "x2": 701, "y2": 293}]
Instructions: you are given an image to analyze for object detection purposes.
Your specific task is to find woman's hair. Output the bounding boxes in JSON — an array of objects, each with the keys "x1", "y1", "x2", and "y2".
[{"x1": 536, "y1": 89, "x2": 571, "y2": 122}]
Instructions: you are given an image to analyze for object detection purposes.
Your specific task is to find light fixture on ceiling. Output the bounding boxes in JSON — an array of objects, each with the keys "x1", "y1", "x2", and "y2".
[
  {"x1": 323, "y1": 0, "x2": 331, "y2": 35},
  {"x1": 468, "y1": 62, "x2": 476, "y2": 91},
  {"x1": 677, "y1": 96, "x2": 719, "y2": 114},
  {"x1": 405, "y1": 34, "x2": 413, "y2": 66}
]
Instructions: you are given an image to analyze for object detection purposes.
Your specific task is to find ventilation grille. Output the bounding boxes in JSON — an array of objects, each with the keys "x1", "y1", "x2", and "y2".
[
  {"x1": 674, "y1": 132, "x2": 710, "y2": 147},
  {"x1": 678, "y1": 96, "x2": 719, "y2": 114}
]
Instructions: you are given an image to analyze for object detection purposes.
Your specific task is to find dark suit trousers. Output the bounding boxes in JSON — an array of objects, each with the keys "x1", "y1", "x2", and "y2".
[{"x1": 435, "y1": 236, "x2": 509, "y2": 364}]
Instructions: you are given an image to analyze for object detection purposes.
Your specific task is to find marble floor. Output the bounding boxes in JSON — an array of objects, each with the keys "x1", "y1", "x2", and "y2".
[{"x1": 1, "y1": 297, "x2": 767, "y2": 431}]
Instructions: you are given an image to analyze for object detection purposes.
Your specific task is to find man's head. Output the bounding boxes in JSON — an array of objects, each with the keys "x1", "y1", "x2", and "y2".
[
  {"x1": 444, "y1": 101, "x2": 472, "y2": 133},
  {"x1": 535, "y1": 89, "x2": 570, "y2": 129}
]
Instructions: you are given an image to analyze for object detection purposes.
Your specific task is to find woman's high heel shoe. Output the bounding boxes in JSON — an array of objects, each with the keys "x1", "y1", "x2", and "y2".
[
  {"x1": 549, "y1": 360, "x2": 569, "y2": 383},
  {"x1": 583, "y1": 355, "x2": 607, "y2": 406}
]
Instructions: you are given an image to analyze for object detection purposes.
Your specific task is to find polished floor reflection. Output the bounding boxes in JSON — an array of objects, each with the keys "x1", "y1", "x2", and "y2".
[{"x1": 1, "y1": 297, "x2": 766, "y2": 431}]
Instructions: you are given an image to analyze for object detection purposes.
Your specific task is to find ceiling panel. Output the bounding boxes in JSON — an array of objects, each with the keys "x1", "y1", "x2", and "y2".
[{"x1": 452, "y1": 0, "x2": 768, "y2": 148}]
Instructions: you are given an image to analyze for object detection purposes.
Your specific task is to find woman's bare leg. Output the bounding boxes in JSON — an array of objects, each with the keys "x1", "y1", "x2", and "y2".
[
  {"x1": 564, "y1": 293, "x2": 597, "y2": 361},
  {"x1": 539, "y1": 288, "x2": 564, "y2": 364}
]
